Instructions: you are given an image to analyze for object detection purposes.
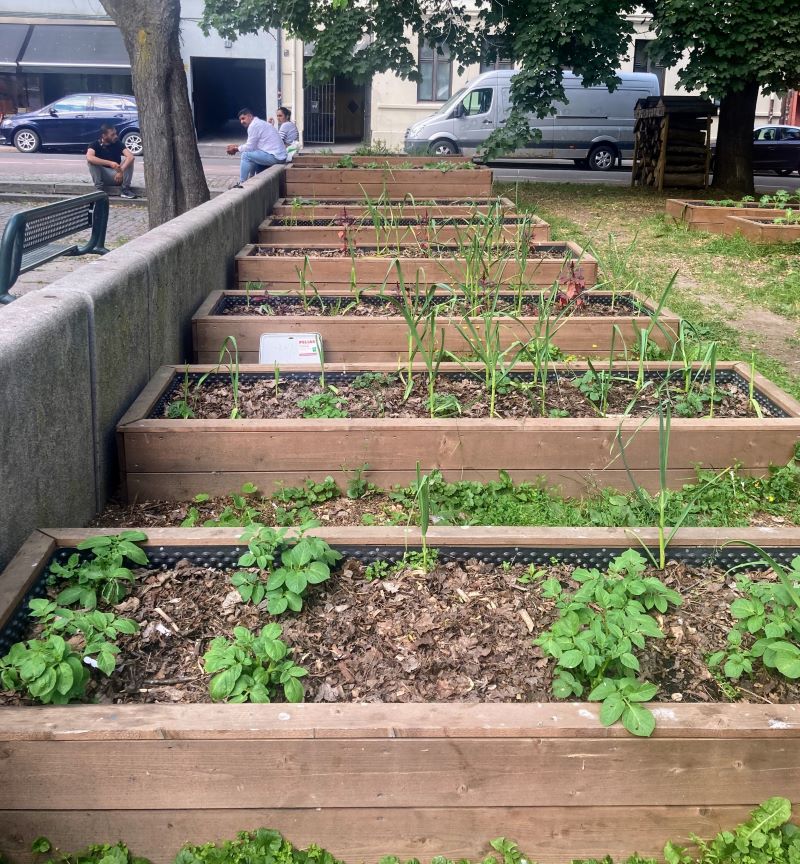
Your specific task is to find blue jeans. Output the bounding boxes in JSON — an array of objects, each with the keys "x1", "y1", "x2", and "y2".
[{"x1": 240, "y1": 150, "x2": 286, "y2": 182}]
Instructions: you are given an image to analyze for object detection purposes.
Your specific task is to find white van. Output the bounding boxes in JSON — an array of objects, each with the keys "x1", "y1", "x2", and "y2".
[{"x1": 403, "y1": 69, "x2": 660, "y2": 170}]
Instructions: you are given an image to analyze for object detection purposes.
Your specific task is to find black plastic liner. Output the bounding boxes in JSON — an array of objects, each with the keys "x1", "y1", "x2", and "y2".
[
  {"x1": 151, "y1": 369, "x2": 786, "y2": 419},
  {"x1": 3, "y1": 541, "x2": 799, "y2": 655}
]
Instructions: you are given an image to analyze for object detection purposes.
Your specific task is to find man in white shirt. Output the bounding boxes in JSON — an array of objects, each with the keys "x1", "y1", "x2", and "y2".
[
  {"x1": 226, "y1": 107, "x2": 287, "y2": 182},
  {"x1": 269, "y1": 106, "x2": 299, "y2": 145}
]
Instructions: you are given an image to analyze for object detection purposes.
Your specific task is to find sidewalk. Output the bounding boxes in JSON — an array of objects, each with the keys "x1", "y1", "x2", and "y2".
[{"x1": 0, "y1": 199, "x2": 150, "y2": 299}]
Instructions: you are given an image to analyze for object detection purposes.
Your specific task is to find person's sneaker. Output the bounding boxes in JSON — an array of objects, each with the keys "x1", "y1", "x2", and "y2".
[{"x1": 119, "y1": 189, "x2": 137, "y2": 199}]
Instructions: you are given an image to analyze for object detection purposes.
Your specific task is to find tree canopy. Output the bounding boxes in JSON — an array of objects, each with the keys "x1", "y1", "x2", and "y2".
[{"x1": 203, "y1": 0, "x2": 800, "y2": 191}]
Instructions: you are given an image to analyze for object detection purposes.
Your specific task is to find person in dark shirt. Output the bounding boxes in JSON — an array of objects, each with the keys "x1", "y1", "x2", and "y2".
[{"x1": 86, "y1": 123, "x2": 137, "y2": 198}]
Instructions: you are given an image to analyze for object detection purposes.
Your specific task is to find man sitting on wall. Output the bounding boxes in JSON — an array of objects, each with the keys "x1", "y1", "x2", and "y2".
[
  {"x1": 226, "y1": 107, "x2": 287, "y2": 182},
  {"x1": 86, "y1": 123, "x2": 137, "y2": 199},
  {"x1": 269, "y1": 106, "x2": 299, "y2": 145}
]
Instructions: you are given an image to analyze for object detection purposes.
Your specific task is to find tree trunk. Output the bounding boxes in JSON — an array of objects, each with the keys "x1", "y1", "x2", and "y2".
[
  {"x1": 100, "y1": 0, "x2": 209, "y2": 228},
  {"x1": 712, "y1": 80, "x2": 759, "y2": 196}
]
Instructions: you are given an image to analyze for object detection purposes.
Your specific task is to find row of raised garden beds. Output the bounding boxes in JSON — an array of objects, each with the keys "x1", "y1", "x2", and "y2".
[
  {"x1": 2, "y1": 157, "x2": 799, "y2": 864},
  {"x1": 666, "y1": 194, "x2": 800, "y2": 242}
]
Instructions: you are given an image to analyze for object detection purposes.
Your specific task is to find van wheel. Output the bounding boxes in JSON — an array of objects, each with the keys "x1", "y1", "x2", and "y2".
[
  {"x1": 588, "y1": 144, "x2": 616, "y2": 171},
  {"x1": 430, "y1": 139, "x2": 458, "y2": 156}
]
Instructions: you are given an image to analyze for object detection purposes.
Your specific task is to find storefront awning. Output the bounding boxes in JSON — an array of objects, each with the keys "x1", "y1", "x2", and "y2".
[
  {"x1": 17, "y1": 24, "x2": 130, "y2": 75},
  {"x1": 0, "y1": 23, "x2": 30, "y2": 69}
]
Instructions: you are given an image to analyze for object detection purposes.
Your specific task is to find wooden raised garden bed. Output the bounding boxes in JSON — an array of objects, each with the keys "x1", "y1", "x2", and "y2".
[
  {"x1": 271, "y1": 196, "x2": 519, "y2": 221},
  {"x1": 235, "y1": 242, "x2": 597, "y2": 291},
  {"x1": 283, "y1": 166, "x2": 493, "y2": 199},
  {"x1": 116, "y1": 361, "x2": 800, "y2": 501},
  {"x1": 724, "y1": 215, "x2": 800, "y2": 244},
  {"x1": 289, "y1": 154, "x2": 475, "y2": 168},
  {"x1": 192, "y1": 290, "x2": 680, "y2": 363},
  {"x1": 257, "y1": 214, "x2": 551, "y2": 246},
  {"x1": 0, "y1": 526, "x2": 799, "y2": 864},
  {"x1": 665, "y1": 198, "x2": 800, "y2": 232}
]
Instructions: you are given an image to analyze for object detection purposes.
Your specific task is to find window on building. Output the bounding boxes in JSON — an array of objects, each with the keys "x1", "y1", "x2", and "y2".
[
  {"x1": 480, "y1": 45, "x2": 514, "y2": 73},
  {"x1": 418, "y1": 38, "x2": 452, "y2": 102},
  {"x1": 633, "y1": 39, "x2": 666, "y2": 94}
]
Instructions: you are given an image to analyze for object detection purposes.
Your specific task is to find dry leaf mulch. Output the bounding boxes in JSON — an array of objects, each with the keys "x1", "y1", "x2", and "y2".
[{"x1": 3, "y1": 556, "x2": 799, "y2": 707}]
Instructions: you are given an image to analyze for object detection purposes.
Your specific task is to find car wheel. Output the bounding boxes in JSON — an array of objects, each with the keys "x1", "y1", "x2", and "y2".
[
  {"x1": 122, "y1": 131, "x2": 143, "y2": 156},
  {"x1": 13, "y1": 128, "x2": 41, "y2": 153},
  {"x1": 430, "y1": 139, "x2": 457, "y2": 156},
  {"x1": 776, "y1": 168, "x2": 794, "y2": 176},
  {"x1": 588, "y1": 143, "x2": 616, "y2": 171}
]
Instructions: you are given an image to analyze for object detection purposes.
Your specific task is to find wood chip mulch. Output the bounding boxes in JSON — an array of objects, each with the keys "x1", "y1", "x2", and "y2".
[{"x1": 2, "y1": 557, "x2": 799, "y2": 707}]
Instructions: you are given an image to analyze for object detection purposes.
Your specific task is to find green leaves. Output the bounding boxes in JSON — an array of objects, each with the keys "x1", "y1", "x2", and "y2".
[
  {"x1": 231, "y1": 524, "x2": 342, "y2": 616},
  {"x1": 0, "y1": 635, "x2": 89, "y2": 705},
  {"x1": 49, "y1": 531, "x2": 148, "y2": 611},
  {"x1": 203, "y1": 624, "x2": 307, "y2": 704},
  {"x1": 534, "y1": 551, "x2": 679, "y2": 737},
  {"x1": 710, "y1": 547, "x2": 800, "y2": 684}
]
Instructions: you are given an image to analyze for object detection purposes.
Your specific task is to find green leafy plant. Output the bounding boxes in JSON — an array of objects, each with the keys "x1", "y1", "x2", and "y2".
[
  {"x1": 664, "y1": 796, "x2": 799, "y2": 864},
  {"x1": 231, "y1": 523, "x2": 342, "y2": 614},
  {"x1": 0, "y1": 634, "x2": 89, "y2": 705},
  {"x1": 203, "y1": 623, "x2": 307, "y2": 703},
  {"x1": 31, "y1": 838, "x2": 150, "y2": 864},
  {"x1": 28, "y1": 600, "x2": 139, "y2": 676},
  {"x1": 48, "y1": 530, "x2": 148, "y2": 609},
  {"x1": 180, "y1": 483, "x2": 263, "y2": 528},
  {"x1": 297, "y1": 387, "x2": 349, "y2": 418},
  {"x1": 534, "y1": 549, "x2": 681, "y2": 736},
  {"x1": 175, "y1": 828, "x2": 343, "y2": 864},
  {"x1": 167, "y1": 365, "x2": 195, "y2": 419},
  {"x1": 272, "y1": 476, "x2": 340, "y2": 525},
  {"x1": 708, "y1": 544, "x2": 800, "y2": 682}
]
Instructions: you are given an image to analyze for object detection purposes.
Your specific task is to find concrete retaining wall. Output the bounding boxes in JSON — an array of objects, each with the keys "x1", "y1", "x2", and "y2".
[{"x1": 0, "y1": 167, "x2": 282, "y2": 570}]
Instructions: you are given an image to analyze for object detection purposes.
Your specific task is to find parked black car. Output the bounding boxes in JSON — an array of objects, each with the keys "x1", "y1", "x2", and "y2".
[
  {"x1": 711, "y1": 125, "x2": 800, "y2": 177},
  {"x1": 0, "y1": 93, "x2": 142, "y2": 155},
  {"x1": 751, "y1": 125, "x2": 800, "y2": 176}
]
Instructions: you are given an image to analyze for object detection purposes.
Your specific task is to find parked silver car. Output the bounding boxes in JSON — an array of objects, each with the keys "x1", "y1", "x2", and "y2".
[{"x1": 404, "y1": 69, "x2": 660, "y2": 170}]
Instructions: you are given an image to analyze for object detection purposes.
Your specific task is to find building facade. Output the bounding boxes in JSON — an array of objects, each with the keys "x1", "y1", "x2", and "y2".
[
  {"x1": 0, "y1": 0, "x2": 280, "y2": 139},
  {"x1": 282, "y1": 14, "x2": 797, "y2": 149}
]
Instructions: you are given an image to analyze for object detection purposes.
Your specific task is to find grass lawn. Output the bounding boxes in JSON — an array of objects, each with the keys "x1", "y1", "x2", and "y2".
[{"x1": 496, "y1": 181, "x2": 800, "y2": 399}]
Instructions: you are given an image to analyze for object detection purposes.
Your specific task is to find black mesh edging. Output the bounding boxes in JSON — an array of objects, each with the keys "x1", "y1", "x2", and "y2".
[
  {"x1": 150, "y1": 369, "x2": 786, "y2": 419},
  {"x1": 3, "y1": 542, "x2": 799, "y2": 655},
  {"x1": 212, "y1": 293, "x2": 640, "y2": 316}
]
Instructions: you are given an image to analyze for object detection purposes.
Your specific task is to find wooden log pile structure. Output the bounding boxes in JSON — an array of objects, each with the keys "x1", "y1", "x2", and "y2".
[{"x1": 632, "y1": 96, "x2": 716, "y2": 191}]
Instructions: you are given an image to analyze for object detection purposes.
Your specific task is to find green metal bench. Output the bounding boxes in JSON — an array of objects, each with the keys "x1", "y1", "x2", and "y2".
[{"x1": 0, "y1": 191, "x2": 110, "y2": 304}]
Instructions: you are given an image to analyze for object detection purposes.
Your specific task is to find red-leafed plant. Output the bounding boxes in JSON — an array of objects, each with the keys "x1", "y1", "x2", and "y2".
[{"x1": 557, "y1": 261, "x2": 586, "y2": 309}]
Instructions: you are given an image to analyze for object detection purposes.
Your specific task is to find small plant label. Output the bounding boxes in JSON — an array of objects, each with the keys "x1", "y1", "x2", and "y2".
[{"x1": 259, "y1": 333, "x2": 323, "y2": 366}]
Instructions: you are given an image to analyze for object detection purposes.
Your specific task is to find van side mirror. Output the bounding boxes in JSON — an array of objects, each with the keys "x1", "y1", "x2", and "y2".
[
  {"x1": 452, "y1": 103, "x2": 465, "y2": 119},
  {"x1": 49, "y1": 108, "x2": 57, "y2": 116}
]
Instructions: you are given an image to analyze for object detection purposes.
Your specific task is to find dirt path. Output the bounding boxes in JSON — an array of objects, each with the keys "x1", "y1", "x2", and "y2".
[{"x1": 676, "y1": 275, "x2": 800, "y2": 372}]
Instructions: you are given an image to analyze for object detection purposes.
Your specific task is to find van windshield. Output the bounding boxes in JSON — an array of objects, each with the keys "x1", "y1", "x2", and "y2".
[{"x1": 433, "y1": 87, "x2": 467, "y2": 116}]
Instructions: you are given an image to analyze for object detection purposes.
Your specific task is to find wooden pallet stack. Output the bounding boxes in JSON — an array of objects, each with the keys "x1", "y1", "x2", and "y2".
[{"x1": 631, "y1": 96, "x2": 716, "y2": 190}]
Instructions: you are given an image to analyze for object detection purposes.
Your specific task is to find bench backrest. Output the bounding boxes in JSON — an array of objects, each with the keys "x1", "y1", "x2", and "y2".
[{"x1": 0, "y1": 192, "x2": 109, "y2": 302}]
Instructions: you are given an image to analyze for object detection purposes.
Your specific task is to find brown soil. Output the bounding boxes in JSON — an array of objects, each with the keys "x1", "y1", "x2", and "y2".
[
  {"x1": 270, "y1": 217, "x2": 528, "y2": 228},
  {"x1": 162, "y1": 371, "x2": 771, "y2": 421},
  {"x1": 3, "y1": 556, "x2": 797, "y2": 706},
  {"x1": 253, "y1": 244, "x2": 568, "y2": 259},
  {"x1": 217, "y1": 294, "x2": 633, "y2": 319}
]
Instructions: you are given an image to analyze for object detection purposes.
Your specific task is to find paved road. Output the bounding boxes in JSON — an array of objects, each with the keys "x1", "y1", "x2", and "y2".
[{"x1": 2, "y1": 148, "x2": 799, "y2": 193}]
